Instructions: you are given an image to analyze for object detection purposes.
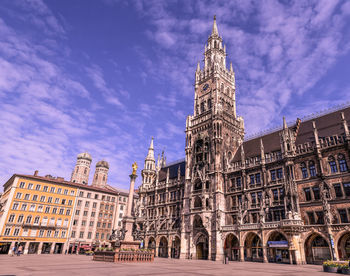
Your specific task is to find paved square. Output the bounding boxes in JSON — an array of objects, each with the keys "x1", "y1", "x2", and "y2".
[{"x1": 0, "y1": 255, "x2": 325, "y2": 276}]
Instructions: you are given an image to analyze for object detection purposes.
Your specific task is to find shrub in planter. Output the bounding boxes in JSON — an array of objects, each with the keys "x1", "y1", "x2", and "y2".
[
  {"x1": 342, "y1": 264, "x2": 350, "y2": 275},
  {"x1": 323, "y1": 261, "x2": 341, "y2": 273}
]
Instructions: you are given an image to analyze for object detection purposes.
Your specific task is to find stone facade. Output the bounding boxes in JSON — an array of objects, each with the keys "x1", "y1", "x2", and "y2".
[{"x1": 135, "y1": 17, "x2": 350, "y2": 264}]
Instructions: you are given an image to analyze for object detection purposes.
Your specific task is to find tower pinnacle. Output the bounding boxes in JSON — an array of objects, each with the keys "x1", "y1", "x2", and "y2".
[
  {"x1": 212, "y1": 15, "x2": 219, "y2": 36},
  {"x1": 146, "y1": 137, "x2": 155, "y2": 160}
]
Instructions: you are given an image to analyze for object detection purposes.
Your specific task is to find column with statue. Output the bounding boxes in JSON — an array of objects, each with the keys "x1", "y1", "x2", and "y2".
[{"x1": 119, "y1": 162, "x2": 141, "y2": 249}]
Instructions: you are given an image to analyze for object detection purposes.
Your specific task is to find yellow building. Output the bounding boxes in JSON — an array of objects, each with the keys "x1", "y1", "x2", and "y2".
[{"x1": 0, "y1": 172, "x2": 77, "y2": 254}]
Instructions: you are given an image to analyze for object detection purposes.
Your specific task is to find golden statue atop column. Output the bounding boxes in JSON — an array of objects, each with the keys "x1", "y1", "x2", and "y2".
[{"x1": 132, "y1": 162, "x2": 138, "y2": 175}]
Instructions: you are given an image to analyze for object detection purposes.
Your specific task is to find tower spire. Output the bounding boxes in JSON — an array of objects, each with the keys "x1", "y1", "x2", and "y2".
[
  {"x1": 212, "y1": 15, "x2": 219, "y2": 36},
  {"x1": 146, "y1": 137, "x2": 155, "y2": 160}
]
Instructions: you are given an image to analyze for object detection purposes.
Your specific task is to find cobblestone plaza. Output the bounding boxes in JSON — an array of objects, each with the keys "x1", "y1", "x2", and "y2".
[{"x1": 0, "y1": 255, "x2": 326, "y2": 276}]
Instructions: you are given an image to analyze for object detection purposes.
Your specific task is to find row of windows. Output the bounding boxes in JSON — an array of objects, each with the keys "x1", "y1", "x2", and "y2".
[
  {"x1": 4, "y1": 227, "x2": 66, "y2": 238},
  {"x1": 78, "y1": 191, "x2": 118, "y2": 202},
  {"x1": 328, "y1": 154, "x2": 348, "y2": 173},
  {"x1": 71, "y1": 230, "x2": 110, "y2": 240},
  {"x1": 303, "y1": 183, "x2": 350, "y2": 201},
  {"x1": 7, "y1": 214, "x2": 69, "y2": 226},
  {"x1": 12, "y1": 202, "x2": 71, "y2": 215},
  {"x1": 18, "y1": 182, "x2": 75, "y2": 195},
  {"x1": 230, "y1": 168, "x2": 283, "y2": 189},
  {"x1": 15, "y1": 193, "x2": 73, "y2": 205}
]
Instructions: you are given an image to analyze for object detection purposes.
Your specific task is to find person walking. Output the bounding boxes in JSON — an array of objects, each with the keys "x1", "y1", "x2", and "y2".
[
  {"x1": 11, "y1": 245, "x2": 17, "y2": 257},
  {"x1": 17, "y1": 245, "x2": 23, "y2": 256}
]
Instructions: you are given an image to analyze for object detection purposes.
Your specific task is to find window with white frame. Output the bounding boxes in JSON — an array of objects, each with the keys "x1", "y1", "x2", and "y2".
[
  {"x1": 13, "y1": 228, "x2": 20, "y2": 236},
  {"x1": 19, "y1": 182, "x2": 25, "y2": 188},
  {"x1": 21, "y1": 204, "x2": 27, "y2": 211},
  {"x1": 4, "y1": 228, "x2": 11, "y2": 236},
  {"x1": 28, "y1": 183, "x2": 33, "y2": 189},
  {"x1": 15, "y1": 192, "x2": 22, "y2": 199},
  {"x1": 8, "y1": 214, "x2": 15, "y2": 223},
  {"x1": 39, "y1": 229, "x2": 44, "y2": 237}
]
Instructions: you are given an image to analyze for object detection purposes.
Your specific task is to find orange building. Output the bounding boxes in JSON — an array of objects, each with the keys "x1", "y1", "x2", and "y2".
[{"x1": 0, "y1": 172, "x2": 77, "y2": 254}]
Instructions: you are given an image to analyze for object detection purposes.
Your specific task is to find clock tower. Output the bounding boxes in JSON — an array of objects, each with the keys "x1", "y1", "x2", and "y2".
[{"x1": 181, "y1": 16, "x2": 244, "y2": 261}]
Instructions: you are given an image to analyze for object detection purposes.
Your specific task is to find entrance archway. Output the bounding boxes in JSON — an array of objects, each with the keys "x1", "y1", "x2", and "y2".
[
  {"x1": 148, "y1": 237, "x2": 156, "y2": 256},
  {"x1": 304, "y1": 233, "x2": 331, "y2": 264},
  {"x1": 337, "y1": 232, "x2": 350, "y2": 260},
  {"x1": 267, "y1": 231, "x2": 289, "y2": 263},
  {"x1": 158, "y1": 237, "x2": 168, "y2": 258},
  {"x1": 171, "y1": 236, "x2": 181, "y2": 258},
  {"x1": 196, "y1": 234, "x2": 209, "y2": 260},
  {"x1": 224, "y1": 234, "x2": 239, "y2": 261},
  {"x1": 244, "y1": 233, "x2": 263, "y2": 262}
]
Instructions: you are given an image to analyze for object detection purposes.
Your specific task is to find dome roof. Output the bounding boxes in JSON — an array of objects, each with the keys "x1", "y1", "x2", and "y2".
[
  {"x1": 96, "y1": 160, "x2": 109, "y2": 169},
  {"x1": 77, "y1": 152, "x2": 92, "y2": 161}
]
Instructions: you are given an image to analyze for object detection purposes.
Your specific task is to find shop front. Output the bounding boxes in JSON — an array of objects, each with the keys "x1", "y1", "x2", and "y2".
[
  {"x1": 0, "y1": 242, "x2": 11, "y2": 254},
  {"x1": 267, "y1": 241, "x2": 289, "y2": 263},
  {"x1": 28, "y1": 242, "x2": 39, "y2": 254},
  {"x1": 42, "y1": 243, "x2": 52, "y2": 254},
  {"x1": 54, "y1": 243, "x2": 64, "y2": 254}
]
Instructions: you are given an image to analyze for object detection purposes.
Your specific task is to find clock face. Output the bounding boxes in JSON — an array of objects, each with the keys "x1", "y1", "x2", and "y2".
[{"x1": 202, "y1": 83, "x2": 209, "y2": 92}]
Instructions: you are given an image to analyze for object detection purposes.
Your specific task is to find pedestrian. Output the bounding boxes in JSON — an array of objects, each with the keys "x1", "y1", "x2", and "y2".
[
  {"x1": 11, "y1": 245, "x2": 16, "y2": 257},
  {"x1": 65, "y1": 249, "x2": 67, "y2": 255},
  {"x1": 17, "y1": 245, "x2": 23, "y2": 256}
]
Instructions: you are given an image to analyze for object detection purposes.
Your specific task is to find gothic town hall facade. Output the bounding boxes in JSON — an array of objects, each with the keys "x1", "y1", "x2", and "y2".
[{"x1": 136, "y1": 17, "x2": 350, "y2": 265}]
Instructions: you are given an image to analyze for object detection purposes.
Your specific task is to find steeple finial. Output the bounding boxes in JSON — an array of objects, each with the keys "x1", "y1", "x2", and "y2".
[
  {"x1": 196, "y1": 61, "x2": 200, "y2": 72},
  {"x1": 212, "y1": 15, "x2": 219, "y2": 36},
  {"x1": 230, "y1": 62, "x2": 233, "y2": 72}
]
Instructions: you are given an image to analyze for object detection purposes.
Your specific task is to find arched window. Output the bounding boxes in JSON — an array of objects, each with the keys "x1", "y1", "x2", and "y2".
[
  {"x1": 207, "y1": 99, "x2": 212, "y2": 109},
  {"x1": 194, "y1": 179, "x2": 202, "y2": 191},
  {"x1": 338, "y1": 154, "x2": 348, "y2": 172},
  {"x1": 214, "y1": 41, "x2": 217, "y2": 48},
  {"x1": 309, "y1": 161, "x2": 316, "y2": 177},
  {"x1": 103, "y1": 175, "x2": 106, "y2": 181},
  {"x1": 300, "y1": 162, "x2": 309, "y2": 178},
  {"x1": 328, "y1": 156, "x2": 338, "y2": 173},
  {"x1": 193, "y1": 196, "x2": 202, "y2": 208},
  {"x1": 200, "y1": 102, "x2": 205, "y2": 113},
  {"x1": 76, "y1": 167, "x2": 79, "y2": 173},
  {"x1": 84, "y1": 168, "x2": 87, "y2": 174}
]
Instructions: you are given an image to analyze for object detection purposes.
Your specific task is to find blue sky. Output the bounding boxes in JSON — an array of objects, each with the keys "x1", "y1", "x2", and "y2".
[{"x1": 0, "y1": 0, "x2": 350, "y2": 191}]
